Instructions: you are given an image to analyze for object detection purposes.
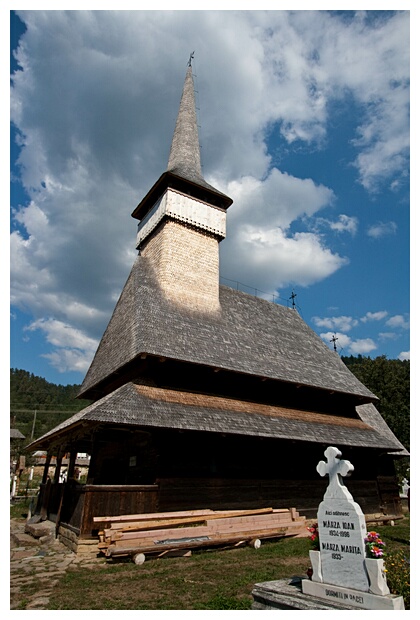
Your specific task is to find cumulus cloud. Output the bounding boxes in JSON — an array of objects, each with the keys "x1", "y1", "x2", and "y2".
[
  {"x1": 24, "y1": 318, "x2": 98, "y2": 374},
  {"x1": 320, "y1": 332, "x2": 352, "y2": 351},
  {"x1": 348, "y1": 338, "x2": 377, "y2": 355},
  {"x1": 320, "y1": 331, "x2": 377, "y2": 355},
  {"x1": 378, "y1": 332, "x2": 397, "y2": 341},
  {"x1": 361, "y1": 311, "x2": 388, "y2": 322},
  {"x1": 329, "y1": 215, "x2": 358, "y2": 236},
  {"x1": 10, "y1": 10, "x2": 409, "y2": 373},
  {"x1": 313, "y1": 315, "x2": 358, "y2": 333},
  {"x1": 306, "y1": 214, "x2": 358, "y2": 236},
  {"x1": 219, "y1": 168, "x2": 342, "y2": 293},
  {"x1": 385, "y1": 314, "x2": 410, "y2": 329},
  {"x1": 367, "y1": 221, "x2": 397, "y2": 238},
  {"x1": 398, "y1": 351, "x2": 410, "y2": 361}
]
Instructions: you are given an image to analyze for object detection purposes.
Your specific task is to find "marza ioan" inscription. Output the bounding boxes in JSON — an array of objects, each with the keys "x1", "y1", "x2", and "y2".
[{"x1": 323, "y1": 520, "x2": 355, "y2": 530}]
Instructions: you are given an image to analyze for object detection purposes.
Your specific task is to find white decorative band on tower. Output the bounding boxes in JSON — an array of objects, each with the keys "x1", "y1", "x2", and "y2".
[{"x1": 136, "y1": 189, "x2": 226, "y2": 248}]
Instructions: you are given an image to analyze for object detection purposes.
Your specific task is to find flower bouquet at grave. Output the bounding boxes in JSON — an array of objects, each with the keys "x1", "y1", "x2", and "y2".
[
  {"x1": 307, "y1": 523, "x2": 319, "y2": 551},
  {"x1": 365, "y1": 531, "x2": 386, "y2": 559}
]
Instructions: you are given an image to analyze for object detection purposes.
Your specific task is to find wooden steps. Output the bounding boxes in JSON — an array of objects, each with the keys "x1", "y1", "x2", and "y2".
[{"x1": 95, "y1": 507, "x2": 307, "y2": 560}]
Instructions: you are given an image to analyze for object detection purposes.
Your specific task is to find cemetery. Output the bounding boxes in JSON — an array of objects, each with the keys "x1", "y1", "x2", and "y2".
[{"x1": 252, "y1": 446, "x2": 405, "y2": 610}]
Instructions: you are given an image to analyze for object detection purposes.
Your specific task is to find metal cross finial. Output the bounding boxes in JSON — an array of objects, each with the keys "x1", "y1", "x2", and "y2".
[
  {"x1": 316, "y1": 446, "x2": 354, "y2": 500},
  {"x1": 188, "y1": 51, "x2": 195, "y2": 67}
]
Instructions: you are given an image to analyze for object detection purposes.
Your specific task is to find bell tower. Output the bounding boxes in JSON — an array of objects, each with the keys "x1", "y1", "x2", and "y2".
[{"x1": 131, "y1": 62, "x2": 232, "y2": 313}]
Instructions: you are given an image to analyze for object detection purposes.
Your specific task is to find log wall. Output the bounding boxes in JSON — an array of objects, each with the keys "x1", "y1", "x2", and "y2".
[{"x1": 156, "y1": 477, "x2": 390, "y2": 519}]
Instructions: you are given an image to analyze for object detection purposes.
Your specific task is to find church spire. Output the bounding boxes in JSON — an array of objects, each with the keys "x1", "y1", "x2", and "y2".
[
  {"x1": 167, "y1": 64, "x2": 203, "y2": 185},
  {"x1": 131, "y1": 61, "x2": 232, "y2": 223}
]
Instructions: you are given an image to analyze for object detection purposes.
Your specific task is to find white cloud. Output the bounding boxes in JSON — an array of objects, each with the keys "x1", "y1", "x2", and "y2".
[
  {"x1": 398, "y1": 351, "x2": 410, "y2": 361},
  {"x1": 320, "y1": 332, "x2": 352, "y2": 351},
  {"x1": 361, "y1": 311, "x2": 388, "y2": 323},
  {"x1": 367, "y1": 221, "x2": 397, "y2": 238},
  {"x1": 329, "y1": 215, "x2": 358, "y2": 236},
  {"x1": 219, "y1": 168, "x2": 342, "y2": 293},
  {"x1": 41, "y1": 349, "x2": 94, "y2": 375},
  {"x1": 313, "y1": 316, "x2": 358, "y2": 333},
  {"x1": 348, "y1": 338, "x2": 377, "y2": 355},
  {"x1": 309, "y1": 214, "x2": 358, "y2": 236},
  {"x1": 385, "y1": 315, "x2": 410, "y2": 329},
  {"x1": 24, "y1": 318, "x2": 99, "y2": 373},
  {"x1": 378, "y1": 332, "x2": 397, "y2": 341}
]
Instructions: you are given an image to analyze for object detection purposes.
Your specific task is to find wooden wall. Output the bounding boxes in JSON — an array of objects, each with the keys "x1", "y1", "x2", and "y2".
[
  {"x1": 84, "y1": 427, "x2": 401, "y2": 521},
  {"x1": 156, "y1": 477, "x2": 388, "y2": 518}
]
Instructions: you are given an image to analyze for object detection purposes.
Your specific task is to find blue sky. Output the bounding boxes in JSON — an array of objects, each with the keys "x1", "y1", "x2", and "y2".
[{"x1": 8, "y1": 7, "x2": 411, "y2": 386}]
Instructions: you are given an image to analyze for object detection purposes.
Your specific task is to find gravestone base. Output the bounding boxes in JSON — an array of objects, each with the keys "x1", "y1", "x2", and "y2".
[
  {"x1": 252, "y1": 578, "x2": 359, "y2": 610},
  {"x1": 302, "y1": 578, "x2": 404, "y2": 610},
  {"x1": 251, "y1": 578, "x2": 404, "y2": 610}
]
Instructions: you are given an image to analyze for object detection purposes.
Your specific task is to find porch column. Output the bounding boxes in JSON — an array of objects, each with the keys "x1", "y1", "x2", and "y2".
[
  {"x1": 53, "y1": 448, "x2": 64, "y2": 484},
  {"x1": 41, "y1": 452, "x2": 52, "y2": 484},
  {"x1": 67, "y1": 449, "x2": 77, "y2": 480}
]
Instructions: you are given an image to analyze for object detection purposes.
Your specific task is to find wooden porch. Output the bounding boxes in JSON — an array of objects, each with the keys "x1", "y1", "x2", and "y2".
[{"x1": 35, "y1": 481, "x2": 159, "y2": 538}]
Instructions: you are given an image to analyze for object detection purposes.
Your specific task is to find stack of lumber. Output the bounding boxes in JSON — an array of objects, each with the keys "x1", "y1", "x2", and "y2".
[{"x1": 95, "y1": 507, "x2": 307, "y2": 561}]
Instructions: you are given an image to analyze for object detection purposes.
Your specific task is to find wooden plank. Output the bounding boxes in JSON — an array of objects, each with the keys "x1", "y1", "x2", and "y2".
[
  {"x1": 103, "y1": 514, "x2": 306, "y2": 546},
  {"x1": 106, "y1": 507, "x2": 275, "y2": 532},
  {"x1": 104, "y1": 519, "x2": 291, "y2": 543},
  {"x1": 93, "y1": 509, "x2": 216, "y2": 524},
  {"x1": 108, "y1": 519, "x2": 306, "y2": 547},
  {"x1": 203, "y1": 513, "x2": 303, "y2": 529},
  {"x1": 95, "y1": 506, "x2": 274, "y2": 526},
  {"x1": 105, "y1": 526, "x2": 302, "y2": 557}
]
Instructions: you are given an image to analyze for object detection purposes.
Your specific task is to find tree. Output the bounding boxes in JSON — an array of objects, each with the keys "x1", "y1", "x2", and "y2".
[
  {"x1": 342, "y1": 355, "x2": 410, "y2": 484},
  {"x1": 10, "y1": 369, "x2": 91, "y2": 440}
]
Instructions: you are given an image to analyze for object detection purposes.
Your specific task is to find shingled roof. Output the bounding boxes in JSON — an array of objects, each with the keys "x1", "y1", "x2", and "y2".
[
  {"x1": 79, "y1": 256, "x2": 377, "y2": 402},
  {"x1": 28, "y1": 382, "x2": 407, "y2": 454},
  {"x1": 10, "y1": 428, "x2": 25, "y2": 440}
]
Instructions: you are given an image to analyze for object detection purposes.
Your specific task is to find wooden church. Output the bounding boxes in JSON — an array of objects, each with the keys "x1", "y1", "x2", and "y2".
[{"x1": 28, "y1": 64, "x2": 407, "y2": 546}]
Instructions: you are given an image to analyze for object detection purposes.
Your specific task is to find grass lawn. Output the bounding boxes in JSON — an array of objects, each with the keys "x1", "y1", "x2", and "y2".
[
  {"x1": 48, "y1": 535, "x2": 311, "y2": 610},
  {"x1": 44, "y1": 515, "x2": 409, "y2": 610}
]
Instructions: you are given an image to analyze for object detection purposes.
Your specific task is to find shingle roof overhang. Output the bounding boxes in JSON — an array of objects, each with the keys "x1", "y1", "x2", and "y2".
[
  {"x1": 27, "y1": 383, "x2": 408, "y2": 455},
  {"x1": 131, "y1": 171, "x2": 233, "y2": 221}
]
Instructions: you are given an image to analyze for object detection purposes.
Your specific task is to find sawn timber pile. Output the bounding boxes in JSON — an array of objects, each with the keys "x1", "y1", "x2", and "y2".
[{"x1": 95, "y1": 507, "x2": 307, "y2": 559}]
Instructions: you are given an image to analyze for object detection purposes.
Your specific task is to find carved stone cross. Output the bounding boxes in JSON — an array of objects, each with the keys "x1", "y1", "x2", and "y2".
[{"x1": 316, "y1": 446, "x2": 354, "y2": 500}]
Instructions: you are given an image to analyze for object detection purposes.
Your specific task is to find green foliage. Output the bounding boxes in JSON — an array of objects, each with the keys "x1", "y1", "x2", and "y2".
[
  {"x1": 342, "y1": 355, "x2": 410, "y2": 484},
  {"x1": 10, "y1": 368, "x2": 91, "y2": 441},
  {"x1": 10, "y1": 497, "x2": 32, "y2": 520},
  {"x1": 341, "y1": 355, "x2": 409, "y2": 451},
  {"x1": 385, "y1": 549, "x2": 410, "y2": 609}
]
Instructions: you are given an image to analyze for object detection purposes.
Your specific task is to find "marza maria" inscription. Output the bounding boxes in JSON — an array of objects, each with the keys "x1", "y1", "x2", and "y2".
[{"x1": 322, "y1": 542, "x2": 362, "y2": 555}]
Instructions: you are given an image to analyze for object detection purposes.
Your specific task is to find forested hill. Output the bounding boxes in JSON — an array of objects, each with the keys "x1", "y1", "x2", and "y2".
[
  {"x1": 10, "y1": 357, "x2": 409, "y2": 453},
  {"x1": 10, "y1": 368, "x2": 91, "y2": 441},
  {"x1": 341, "y1": 355, "x2": 410, "y2": 453}
]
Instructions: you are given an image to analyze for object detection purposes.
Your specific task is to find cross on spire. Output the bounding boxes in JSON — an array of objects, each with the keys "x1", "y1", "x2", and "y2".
[{"x1": 316, "y1": 446, "x2": 354, "y2": 500}]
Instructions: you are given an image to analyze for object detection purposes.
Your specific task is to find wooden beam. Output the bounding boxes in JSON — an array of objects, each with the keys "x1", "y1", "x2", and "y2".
[{"x1": 94, "y1": 507, "x2": 273, "y2": 525}]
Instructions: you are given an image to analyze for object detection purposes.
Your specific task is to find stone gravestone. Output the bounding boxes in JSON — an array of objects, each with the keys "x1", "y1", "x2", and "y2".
[
  {"x1": 301, "y1": 446, "x2": 404, "y2": 610},
  {"x1": 315, "y1": 446, "x2": 369, "y2": 591}
]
